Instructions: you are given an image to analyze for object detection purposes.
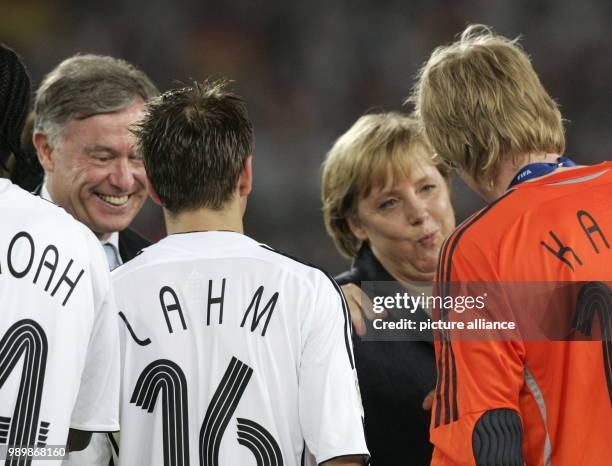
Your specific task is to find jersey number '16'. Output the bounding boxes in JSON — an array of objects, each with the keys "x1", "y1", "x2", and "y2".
[{"x1": 130, "y1": 356, "x2": 283, "y2": 466}]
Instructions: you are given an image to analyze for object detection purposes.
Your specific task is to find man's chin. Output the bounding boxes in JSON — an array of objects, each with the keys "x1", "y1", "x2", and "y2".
[
  {"x1": 89, "y1": 218, "x2": 135, "y2": 238},
  {"x1": 85, "y1": 200, "x2": 144, "y2": 235}
]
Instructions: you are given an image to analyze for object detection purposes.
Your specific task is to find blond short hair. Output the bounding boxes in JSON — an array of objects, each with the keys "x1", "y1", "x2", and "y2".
[
  {"x1": 412, "y1": 24, "x2": 565, "y2": 184},
  {"x1": 321, "y1": 112, "x2": 449, "y2": 258}
]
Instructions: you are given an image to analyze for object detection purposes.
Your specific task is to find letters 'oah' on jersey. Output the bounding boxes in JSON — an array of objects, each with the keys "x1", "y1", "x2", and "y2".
[
  {"x1": 0, "y1": 179, "x2": 120, "y2": 466},
  {"x1": 431, "y1": 162, "x2": 612, "y2": 466},
  {"x1": 112, "y1": 231, "x2": 368, "y2": 466}
]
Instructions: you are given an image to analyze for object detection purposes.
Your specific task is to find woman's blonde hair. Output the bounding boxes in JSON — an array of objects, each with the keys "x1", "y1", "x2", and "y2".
[
  {"x1": 412, "y1": 24, "x2": 565, "y2": 184},
  {"x1": 321, "y1": 112, "x2": 449, "y2": 258}
]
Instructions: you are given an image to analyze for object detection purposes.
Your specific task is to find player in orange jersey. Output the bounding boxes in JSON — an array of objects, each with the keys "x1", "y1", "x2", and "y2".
[{"x1": 412, "y1": 24, "x2": 612, "y2": 465}]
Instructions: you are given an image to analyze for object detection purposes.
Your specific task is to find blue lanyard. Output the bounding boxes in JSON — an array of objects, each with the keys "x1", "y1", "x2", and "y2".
[{"x1": 508, "y1": 156, "x2": 576, "y2": 189}]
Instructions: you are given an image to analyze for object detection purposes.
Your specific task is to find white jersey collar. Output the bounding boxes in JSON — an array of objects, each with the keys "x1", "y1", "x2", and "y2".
[{"x1": 161, "y1": 230, "x2": 258, "y2": 251}]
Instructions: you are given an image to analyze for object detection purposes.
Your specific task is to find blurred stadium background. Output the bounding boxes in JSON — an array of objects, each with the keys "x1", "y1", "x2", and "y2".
[{"x1": 3, "y1": 0, "x2": 611, "y2": 274}]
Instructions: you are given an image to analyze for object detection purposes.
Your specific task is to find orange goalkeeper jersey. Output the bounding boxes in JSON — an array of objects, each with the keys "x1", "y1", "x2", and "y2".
[{"x1": 431, "y1": 162, "x2": 612, "y2": 466}]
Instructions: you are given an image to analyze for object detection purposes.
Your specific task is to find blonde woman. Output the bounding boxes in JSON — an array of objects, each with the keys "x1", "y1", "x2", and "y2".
[{"x1": 322, "y1": 112, "x2": 455, "y2": 465}]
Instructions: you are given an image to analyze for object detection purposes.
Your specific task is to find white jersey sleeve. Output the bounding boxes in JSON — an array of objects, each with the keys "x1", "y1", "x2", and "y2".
[
  {"x1": 68, "y1": 233, "x2": 120, "y2": 432},
  {"x1": 299, "y1": 272, "x2": 368, "y2": 464}
]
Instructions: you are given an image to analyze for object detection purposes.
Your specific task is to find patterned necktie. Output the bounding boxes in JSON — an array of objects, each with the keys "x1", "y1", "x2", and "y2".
[{"x1": 103, "y1": 242, "x2": 121, "y2": 271}]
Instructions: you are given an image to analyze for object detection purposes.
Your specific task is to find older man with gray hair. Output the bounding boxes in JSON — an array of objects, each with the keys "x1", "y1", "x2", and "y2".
[
  {"x1": 34, "y1": 54, "x2": 158, "y2": 269},
  {"x1": 32, "y1": 54, "x2": 158, "y2": 465}
]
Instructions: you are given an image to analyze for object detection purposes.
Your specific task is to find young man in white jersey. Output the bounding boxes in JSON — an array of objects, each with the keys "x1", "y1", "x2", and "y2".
[
  {"x1": 112, "y1": 81, "x2": 369, "y2": 466},
  {"x1": 0, "y1": 44, "x2": 120, "y2": 465}
]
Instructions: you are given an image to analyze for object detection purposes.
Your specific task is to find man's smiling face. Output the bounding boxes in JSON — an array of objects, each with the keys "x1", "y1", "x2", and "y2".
[{"x1": 45, "y1": 99, "x2": 148, "y2": 239}]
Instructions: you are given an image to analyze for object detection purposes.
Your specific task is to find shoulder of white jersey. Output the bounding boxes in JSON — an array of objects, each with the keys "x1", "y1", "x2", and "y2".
[
  {"x1": 10, "y1": 183, "x2": 67, "y2": 217},
  {"x1": 113, "y1": 238, "x2": 343, "y2": 294},
  {"x1": 256, "y1": 243, "x2": 340, "y2": 288},
  {"x1": 5, "y1": 183, "x2": 108, "y2": 275},
  {"x1": 256, "y1": 244, "x2": 353, "y2": 336},
  {"x1": 10, "y1": 184, "x2": 99, "y2": 243},
  {"x1": 257, "y1": 243, "x2": 355, "y2": 369}
]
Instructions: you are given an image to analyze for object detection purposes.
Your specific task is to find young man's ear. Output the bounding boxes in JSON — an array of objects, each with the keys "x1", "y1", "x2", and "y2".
[
  {"x1": 238, "y1": 155, "x2": 253, "y2": 197},
  {"x1": 33, "y1": 131, "x2": 55, "y2": 172},
  {"x1": 147, "y1": 180, "x2": 163, "y2": 207}
]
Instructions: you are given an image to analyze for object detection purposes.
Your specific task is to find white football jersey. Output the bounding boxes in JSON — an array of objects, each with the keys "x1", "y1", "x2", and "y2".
[
  {"x1": 0, "y1": 180, "x2": 120, "y2": 465},
  {"x1": 113, "y1": 231, "x2": 368, "y2": 466}
]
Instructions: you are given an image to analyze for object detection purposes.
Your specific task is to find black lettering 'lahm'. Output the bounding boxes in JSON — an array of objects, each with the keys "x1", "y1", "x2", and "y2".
[
  {"x1": 240, "y1": 286, "x2": 279, "y2": 337},
  {"x1": 206, "y1": 279, "x2": 226, "y2": 326},
  {"x1": 160, "y1": 286, "x2": 187, "y2": 333}
]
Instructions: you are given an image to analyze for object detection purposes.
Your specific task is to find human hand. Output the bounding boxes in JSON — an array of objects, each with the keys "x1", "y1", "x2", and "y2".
[
  {"x1": 422, "y1": 390, "x2": 435, "y2": 411},
  {"x1": 341, "y1": 283, "x2": 387, "y2": 337}
]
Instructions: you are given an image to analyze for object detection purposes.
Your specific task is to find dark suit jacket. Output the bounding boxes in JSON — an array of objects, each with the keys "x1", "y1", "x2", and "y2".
[
  {"x1": 33, "y1": 184, "x2": 150, "y2": 262},
  {"x1": 336, "y1": 244, "x2": 435, "y2": 466},
  {"x1": 117, "y1": 227, "x2": 150, "y2": 262}
]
